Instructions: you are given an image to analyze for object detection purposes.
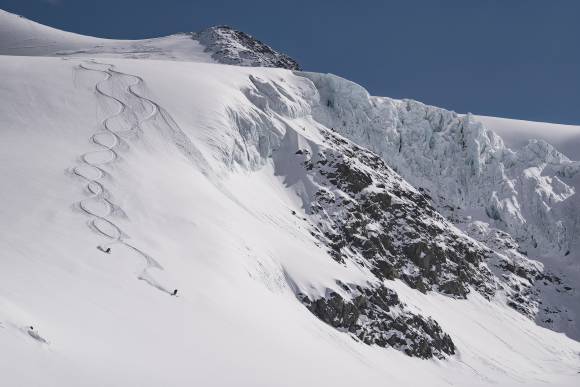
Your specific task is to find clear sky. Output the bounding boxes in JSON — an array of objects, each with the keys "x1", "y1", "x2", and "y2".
[{"x1": 2, "y1": 0, "x2": 579, "y2": 124}]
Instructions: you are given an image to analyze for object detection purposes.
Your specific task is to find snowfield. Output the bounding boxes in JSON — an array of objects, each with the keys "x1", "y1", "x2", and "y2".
[
  {"x1": 1, "y1": 9, "x2": 579, "y2": 387},
  {"x1": 473, "y1": 115, "x2": 580, "y2": 160}
]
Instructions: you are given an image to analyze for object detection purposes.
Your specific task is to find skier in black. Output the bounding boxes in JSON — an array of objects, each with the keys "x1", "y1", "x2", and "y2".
[
  {"x1": 27, "y1": 326, "x2": 47, "y2": 343},
  {"x1": 171, "y1": 289, "x2": 178, "y2": 296}
]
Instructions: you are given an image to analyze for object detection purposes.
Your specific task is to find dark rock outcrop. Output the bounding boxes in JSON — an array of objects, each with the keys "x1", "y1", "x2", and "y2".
[
  {"x1": 197, "y1": 26, "x2": 301, "y2": 70},
  {"x1": 299, "y1": 283, "x2": 455, "y2": 359},
  {"x1": 300, "y1": 128, "x2": 497, "y2": 300}
]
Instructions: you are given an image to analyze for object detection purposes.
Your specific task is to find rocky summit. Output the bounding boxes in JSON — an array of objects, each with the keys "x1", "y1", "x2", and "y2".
[{"x1": 196, "y1": 26, "x2": 301, "y2": 70}]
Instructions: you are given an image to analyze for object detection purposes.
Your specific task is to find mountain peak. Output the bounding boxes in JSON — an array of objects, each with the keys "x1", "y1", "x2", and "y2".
[{"x1": 196, "y1": 25, "x2": 301, "y2": 70}]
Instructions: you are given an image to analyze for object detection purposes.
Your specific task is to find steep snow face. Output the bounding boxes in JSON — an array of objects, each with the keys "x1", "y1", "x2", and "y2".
[
  {"x1": 2, "y1": 54, "x2": 579, "y2": 387},
  {"x1": 298, "y1": 72, "x2": 580, "y2": 339}
]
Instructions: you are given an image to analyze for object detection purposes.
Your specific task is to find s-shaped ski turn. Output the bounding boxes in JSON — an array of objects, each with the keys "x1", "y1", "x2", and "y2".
[{"x1": 72, "y1": 60, "x2": 175, "y2": 293}]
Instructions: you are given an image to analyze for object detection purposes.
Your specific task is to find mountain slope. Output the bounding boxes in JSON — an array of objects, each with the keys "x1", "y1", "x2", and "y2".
[
  {"x1": 302, "y1": 72, "x2": 580, "y2": 339},
  {"x1": 1, "y1": 9, "x2": 579, "y2": 387}
]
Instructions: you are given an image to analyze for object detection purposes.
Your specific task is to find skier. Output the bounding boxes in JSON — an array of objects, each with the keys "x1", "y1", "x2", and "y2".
[
  {"x1": 171, "y1": 289, "x2": 178, "y2": 296},
  {"x1": 27, "y1": 326, "x2": 47, "y2": 343},
  {"x1": 97, "y1": 246, "x2": 111, "y2": 254}
]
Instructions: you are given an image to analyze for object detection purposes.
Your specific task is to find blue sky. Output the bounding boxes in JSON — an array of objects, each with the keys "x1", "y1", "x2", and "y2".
[{"x1": 2, "y1": 0, "x2": 579, "y2": 124}]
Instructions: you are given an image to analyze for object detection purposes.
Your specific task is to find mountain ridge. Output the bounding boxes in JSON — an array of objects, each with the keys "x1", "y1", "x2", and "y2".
[{"x1": 0, "y1": 9, "x2": 300, "y2": 69}]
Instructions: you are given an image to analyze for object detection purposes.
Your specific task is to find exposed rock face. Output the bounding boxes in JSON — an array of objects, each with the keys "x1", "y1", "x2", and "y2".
[
  {"x1": 301, "y1": 72, "x2": 580, "y2": 258},
  {"x1": 287, "y1": 127, "x2": 570, "y2": 358},
  {"x1": 279, "y1": 127, "x2": 497, "y2": 359},
  {"x1": 298, "y1": 72, "x2": 580, "y2": 339},
  {"x1": 229, "y1": 72, "x2": 579, "y2": 356},
  {"x1": 197, "y1": 26, "x2": 301, "y2": 70},
  {"x1": 299, "y1": 283, "x2": 455, "y2": 359},
  {"x1": 299, "y1": 128, "x2": 497, "y2": 300}
]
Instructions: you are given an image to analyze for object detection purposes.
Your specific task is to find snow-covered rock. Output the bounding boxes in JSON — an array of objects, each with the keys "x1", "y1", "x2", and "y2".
[
  {"x1": 298, "y1": 71, "x2": 580, "y2": 339},
  {"x1": 196, "y1": 26, "x2": 301, "y2": 70},
  {"x1": 301, "y1": 72, "x2": 579, "y2": 256}
]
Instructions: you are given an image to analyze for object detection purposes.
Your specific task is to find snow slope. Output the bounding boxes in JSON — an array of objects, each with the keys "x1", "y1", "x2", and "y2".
[
  {"x1": 0, "y1": 10, "x2": 212, "y2": 62},
  {"x1": 474, "y1": 115, "x2": 580, "y2": 160},
  {"x1": 1, "y1": 9, "x2": 580, "y2": 387},
  {"x1": 1, "y1": 52, "x2": 578, "y2": 387}
]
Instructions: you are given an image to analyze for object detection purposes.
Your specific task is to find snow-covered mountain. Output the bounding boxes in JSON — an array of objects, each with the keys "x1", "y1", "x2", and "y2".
[
  {"x1": 1, "y1": 9, "x2": 579, "y2": 387},
  {"x1": 0, "y1": 9, "x2": 299, "y2": 68},
  {"x1": 305, "y1": 73, "x2": 580, "y2": 339}
]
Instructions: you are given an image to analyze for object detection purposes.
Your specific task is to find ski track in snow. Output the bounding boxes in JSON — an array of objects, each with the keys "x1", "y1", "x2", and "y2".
[{"x1": 72, "y1": 60, "x2": 166, "y2": 288}]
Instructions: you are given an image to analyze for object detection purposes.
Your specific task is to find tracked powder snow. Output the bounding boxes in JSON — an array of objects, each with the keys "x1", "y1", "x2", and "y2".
[{"x1": 1, "y1": 9, "x2": 580, "y2": 387}]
